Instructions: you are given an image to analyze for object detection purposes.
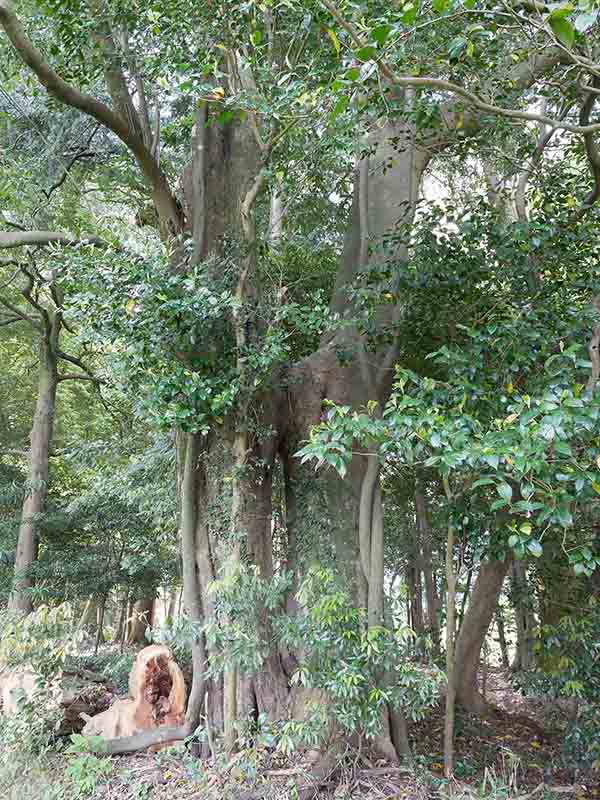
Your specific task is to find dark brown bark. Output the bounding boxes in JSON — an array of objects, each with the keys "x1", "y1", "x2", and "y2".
[{"x1": 454, "y1": 557, "x2": 511, "y2": 714}]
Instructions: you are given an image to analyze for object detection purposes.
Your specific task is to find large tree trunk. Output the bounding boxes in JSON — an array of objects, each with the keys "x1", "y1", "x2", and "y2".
[
  {"x1": 9, "y1": 319, "x2": 60, "y2": 614},
  {"x1": 454, "y1": 557, "x2": 511, "y2": 714}
]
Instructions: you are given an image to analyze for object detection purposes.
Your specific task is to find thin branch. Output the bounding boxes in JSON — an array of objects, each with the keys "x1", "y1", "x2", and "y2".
[
  {"x1": 0, "y1": 315, "x2": 25, "y2": 326},
  {"x1": 57, "y1": 372, "x2": 103, "y2": 383},
  {"x1": 0, "y1": 266, "x2": 21, "y2": 290},
  {"x1": 0, "y1": 295, "x2": 40, "y2": 328},
  {"x1": 320, "y1": 0, "x2": 600, "y2": 135},
  {"x1": 55, "y1": 348, "x2": 98, "y2": 381},
  {"x1": 43, "y1": 149, "x2": 97, "y2": 199}
]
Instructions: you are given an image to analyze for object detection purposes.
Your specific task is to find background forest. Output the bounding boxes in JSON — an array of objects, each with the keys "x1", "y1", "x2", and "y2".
[{"x1": 0, "y1": 0, "x2": 599, "y2": 797}]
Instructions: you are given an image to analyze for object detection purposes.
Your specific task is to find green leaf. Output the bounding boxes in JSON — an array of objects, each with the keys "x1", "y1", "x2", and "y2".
[
  {"x1": 496, "y1": 482, "x2": 513, "y2": 503},
  {"x1": 448, "y1": 36, "x2": 467, "y2": 59},
  {"x1": 331, "y1": 96, "x2": 349, "y2": 118},
  {"x1": 471, "y1": 477, "x2": 495, "y2": 489},
  {"x1": 327, "y1": 28, "x2": 341, "y2": 55},
  {"x1": 356, "y1": 46, "x2": 377, "y2": 61},
  {"x1": 526, "y1": 539, "x2": 543, "y2": 558},
  {"x1": 371, "y1": 25, "x2": 391, "y2": 46},
  {"x1": 432, "y1": 0, "x2": 451, "y2": 11},
  {"x1": 250, "y1": 29, "x2": 262, "y2": 46},
  {"x1": 549, "y1": 16, "x2": 575, "y2": 47}
]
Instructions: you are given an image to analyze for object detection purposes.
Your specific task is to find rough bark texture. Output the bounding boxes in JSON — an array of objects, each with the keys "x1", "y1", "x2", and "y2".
[{"x1": 454, "y1": 557, "x2": 511, "y2": 714}]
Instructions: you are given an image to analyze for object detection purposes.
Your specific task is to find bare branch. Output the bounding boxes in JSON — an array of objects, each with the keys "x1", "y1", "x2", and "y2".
[
  {"x1": 0, "y1": 315, "x2": 25, "y2": 327},
  {"x1": 0, "y1": 230, "x2": 106, "y2": 249},
  {"x1": 57, "y1": 372, "x2": 103, "y2": 383},
  {"x1": 43, "y1": 125, "x2": 100, "y2": 199},
  {"x1": 20, "y1": 265, "x2": 50, "y2": 328},
  {"x1": 320, "y1": 0, "x2": 600, "y2": 135},
  {"x1": 90, "y1": 724, "x2": 193, "y2": 756}
]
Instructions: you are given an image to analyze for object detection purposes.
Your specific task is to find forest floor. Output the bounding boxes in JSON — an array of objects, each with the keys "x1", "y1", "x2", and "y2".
[{"x1": 0, "y1": 666, "x2": 597, "y2": 800}]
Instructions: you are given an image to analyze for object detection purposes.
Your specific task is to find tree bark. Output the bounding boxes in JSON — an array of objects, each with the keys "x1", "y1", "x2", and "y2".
[
  {"x1": 179, "y1": 433, "x2": 208, "y2": 731},
  {"x1": 511, "y1": 560, "x2": 535, "y2": 671},
  {"x1": 9, "y1": 318, "x2": 59, "y2": 614},
  {"x1": 454, "y1": 557, "x2": 511, "y2": 714},
  {"x1": 127, "y1": 597, "x2": 154, "y2": 644},
  {"x1": 495, "y1": 608, "x2": 510, "y2": 669}
]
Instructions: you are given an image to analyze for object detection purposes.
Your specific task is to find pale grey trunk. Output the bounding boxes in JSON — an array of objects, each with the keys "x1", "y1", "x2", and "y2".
[{"x1": 9, "y1": 320, "x2": 59, "y2": 614}]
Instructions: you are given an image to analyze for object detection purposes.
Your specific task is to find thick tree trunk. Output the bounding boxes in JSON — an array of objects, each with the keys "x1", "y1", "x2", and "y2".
[
  {"x1": 9, "y1": 323, "x2": 59, "y2": 614},
  {"x1": 454, "y1": 557, "x2": 511, "y2": 714}
]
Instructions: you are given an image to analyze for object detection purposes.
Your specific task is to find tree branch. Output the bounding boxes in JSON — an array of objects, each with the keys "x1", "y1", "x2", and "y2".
[
  {"x1": 568, "y1": 81, "x2": 600, "y2": 224},
  {"x1": 0, "y1": 295, "x2": 40, "y2": 328},
  {"x1": 56, "y1": 349, "x2": 98, "y2": 381},
  {"x1": 320, "y1": 0, "x2": 600, "y2": 135},
  {"x1": 57, "y1": 372, "x2": 103, "y2": 383},
  {"x1": 0, "y1": 0, "x2": 182, "y2": 231},
  {"x1": 0, "y1": 230, "x2": 106, "y2": 249},
  {"x1": 0, "y1": 315, "x2": 25, "y2": 327},
  {"x1": 90, "y1": 724, "x2": 193, "y2": 755}
]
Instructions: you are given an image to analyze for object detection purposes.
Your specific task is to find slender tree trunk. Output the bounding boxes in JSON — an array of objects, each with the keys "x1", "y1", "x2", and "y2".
[
  {"x1": 9, "y1": 323, "x2": 59, "y2": 614},
  {"x1": 454, "y1": 557, "x2": 511, "y2": 714},
  {"x1": 415, "y1": 488, "x2": 440, "y2": 654},
  {"x1": 443, "y1": 476, "x2": 457, "y2": 779},
  {"x1": 180, "y1": 433, "x2": 208, "y2": 732},
  {"x1": 495, "y1": 608, "x2": 509, "y2": 669},
  {"x1": 94, "y1": 595, "x2": 107, "y2": 655},
  {"x1": 115, "y1": 591, "x2": 128, "y2": 643},
  {"x1": 223, "y1": 430, "x2": 246, "y2": 755},
  {"x1": 511, "y1": 560, "x2": 534, "y2": 670}
]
